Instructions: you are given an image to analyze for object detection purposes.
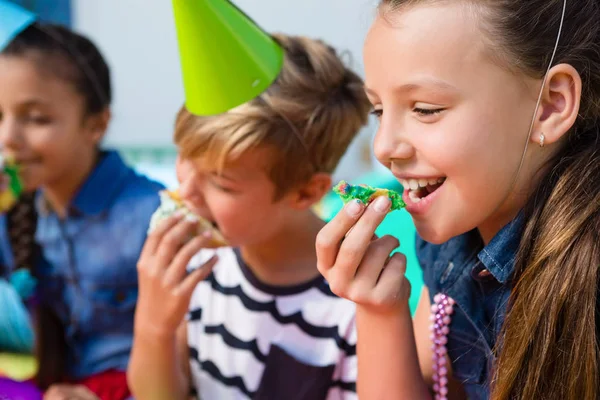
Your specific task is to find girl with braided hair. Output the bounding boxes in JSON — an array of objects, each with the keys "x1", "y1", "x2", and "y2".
[{"x1": 0, "y1": 15, "x2": 163, "y2": 400}]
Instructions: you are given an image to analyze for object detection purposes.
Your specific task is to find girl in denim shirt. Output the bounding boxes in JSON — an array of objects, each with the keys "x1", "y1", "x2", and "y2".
[
  {"x1": 0, "y1": 20, "x2": 163, "y2": 400},
  {"x1": 316, "y1": 0, "x2": 600, "y2": 399}
]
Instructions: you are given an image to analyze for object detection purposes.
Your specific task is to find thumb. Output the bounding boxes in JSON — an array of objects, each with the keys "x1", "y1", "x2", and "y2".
[{"x1": 178, "y1": 255, "x2": 218, "y2": 297}]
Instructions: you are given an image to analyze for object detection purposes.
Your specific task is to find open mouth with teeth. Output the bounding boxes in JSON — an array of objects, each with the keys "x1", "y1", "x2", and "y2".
[{"x1": 401, "y1": 178, "x2": 446, "y2": 203}]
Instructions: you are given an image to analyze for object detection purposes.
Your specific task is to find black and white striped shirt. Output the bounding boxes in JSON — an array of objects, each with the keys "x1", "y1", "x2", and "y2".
[{"x1": 187, "y1": 248, "x2": 357, "y2": 400}]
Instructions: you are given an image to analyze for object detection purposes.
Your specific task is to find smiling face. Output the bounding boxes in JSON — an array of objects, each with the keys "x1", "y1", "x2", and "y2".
[
  {"x1": 175, "y1": 148, "x2": 295, "y2": 248},
  {"x1": 0, "y1": 55, "x2": 101, "y2": 193},
  {"x1": 364, "y1": 2, "x2": 546, "y2": 243}
]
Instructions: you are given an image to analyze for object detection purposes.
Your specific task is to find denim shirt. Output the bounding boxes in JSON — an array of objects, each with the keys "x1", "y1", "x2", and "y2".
[
  {"x1": 1, "y1": 150, "x2": 163, "y2": 378},
  {"x1": 417, "y1": 214, "x2": 524, "y2": 400}
]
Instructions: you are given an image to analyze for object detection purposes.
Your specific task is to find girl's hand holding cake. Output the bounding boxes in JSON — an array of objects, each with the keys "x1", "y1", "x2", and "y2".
[{"x1": 316, "y1": 192, "x2": 410, "y2": 314}]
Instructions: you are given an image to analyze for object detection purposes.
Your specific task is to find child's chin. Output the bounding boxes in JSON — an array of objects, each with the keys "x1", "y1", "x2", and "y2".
[
  {"x1": 21, "y1": 179, "x2": 40, "y2": 193},
  {"x1": 414, "y1": 222, "x2": 455, "y2": 245}
]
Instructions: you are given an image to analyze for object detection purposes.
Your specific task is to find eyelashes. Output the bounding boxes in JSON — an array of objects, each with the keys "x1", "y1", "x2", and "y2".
[
  {"x1": 370, "y1": 109, "x2": 382, "y2": 118},
  {"x1": 369, "y1": 107, "x2": 445, "y2": 119}
]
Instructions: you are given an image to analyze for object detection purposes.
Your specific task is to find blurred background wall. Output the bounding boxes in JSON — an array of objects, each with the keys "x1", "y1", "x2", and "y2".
[{"x1": 8, "y1": 0, "x2": 389, "y2": 188}]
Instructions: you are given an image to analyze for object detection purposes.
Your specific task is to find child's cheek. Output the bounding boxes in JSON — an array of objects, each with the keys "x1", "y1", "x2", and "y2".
[{"x1": 214, "y1": 203, "x2": 241, "y2": 232}]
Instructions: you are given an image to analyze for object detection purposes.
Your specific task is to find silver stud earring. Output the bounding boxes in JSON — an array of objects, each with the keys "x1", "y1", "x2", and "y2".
[{"x1": 539, "y1": 133, "x2": 545, "y2": 148}]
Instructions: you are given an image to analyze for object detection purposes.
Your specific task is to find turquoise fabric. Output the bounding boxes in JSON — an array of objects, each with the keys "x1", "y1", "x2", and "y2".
[
  {"x1": 0, "y1": 278, "x2": 34, "y2": 353},
  {"x1": 9, "y1": 269, "x2": 36, "y2": 301}
]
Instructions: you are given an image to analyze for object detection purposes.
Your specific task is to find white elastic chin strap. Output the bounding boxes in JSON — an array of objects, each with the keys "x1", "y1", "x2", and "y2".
[{"x1": 501, "y1": 0, "x2": 567, "y2": 208}]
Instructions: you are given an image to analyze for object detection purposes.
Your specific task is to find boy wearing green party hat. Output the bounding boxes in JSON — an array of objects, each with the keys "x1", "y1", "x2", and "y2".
[{"x1": 128, "y1": 2, "x2": 371, "y2": 399}]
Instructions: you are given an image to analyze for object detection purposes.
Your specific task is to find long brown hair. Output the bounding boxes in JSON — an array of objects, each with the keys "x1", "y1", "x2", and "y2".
[
  {"x1": 4, "y1": 194, "x2": 67, "y2": 388},
  {"x1": 380, "y1": 0, "x2": 600, "y2": 398}
]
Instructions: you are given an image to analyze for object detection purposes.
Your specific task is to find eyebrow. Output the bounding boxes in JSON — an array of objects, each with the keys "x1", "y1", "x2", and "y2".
[
  {"x1": 365, "y1": 77, "x2": 460, "y2": 97},
  {"x1": 19, "y1": 98, "x2": 52, "y2": 108}
]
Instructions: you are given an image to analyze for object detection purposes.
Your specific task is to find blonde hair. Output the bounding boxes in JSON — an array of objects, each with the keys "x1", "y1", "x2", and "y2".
[{"x1": 174, "y1": 33, "x2": 371, "y2": 198}]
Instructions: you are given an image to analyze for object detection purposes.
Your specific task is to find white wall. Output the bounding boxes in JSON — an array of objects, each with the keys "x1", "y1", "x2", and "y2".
[
  {"x1": 72, "y1": 0, "x2": 383, "y2": 181},
  {"x1": 72, "y1": 0, "x2": 184, "y2": 146}
]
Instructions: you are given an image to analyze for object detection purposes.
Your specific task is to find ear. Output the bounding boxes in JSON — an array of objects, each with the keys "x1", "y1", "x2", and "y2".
[
  {"x1": 533, "y1": 63, "x2": 581, "y2": 146},
  {"x1": 84, "y1": 108, "x2": 111, "y2": 145},
  {"x1": 288, "y1": 173, "x2": 332, "y2": 210}
]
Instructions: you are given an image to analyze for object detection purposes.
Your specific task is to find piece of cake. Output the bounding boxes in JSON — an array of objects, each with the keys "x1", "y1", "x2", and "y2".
[
  {"x1": 333, "y1": 180, "x2": 405, "y2": 212},
  {"x1": 0, "y1": 155, "x2": 22, "y2": 212},
  {"x1": 148, "y1": 190, "x2": 228, "y2": 248}
]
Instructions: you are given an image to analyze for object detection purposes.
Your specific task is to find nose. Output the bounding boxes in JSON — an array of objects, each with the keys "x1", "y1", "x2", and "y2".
[
  {"x1": 177, "y1": 165, "x2": 207, "y2": 209},
  {"x1": 179, "y1": 173, "x2": 198, "y2": 199},
  {"x1": 373, "y1": 116, "x2": 415, "y2": 167},
  {"x1": 0, "y1": 114, "x2": 24, "y2": 152}
]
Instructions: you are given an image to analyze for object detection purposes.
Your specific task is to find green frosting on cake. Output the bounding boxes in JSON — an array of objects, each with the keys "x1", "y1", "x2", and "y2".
[
  {"x1": 0, "y1": 156, "x2": 22, "y2": 211},
  {"x1": 4, "y1": 160, "x2": 22, "y2": 197},
  {"x1": 333, "y1": 180, "x2": 405, "y2": 211}
]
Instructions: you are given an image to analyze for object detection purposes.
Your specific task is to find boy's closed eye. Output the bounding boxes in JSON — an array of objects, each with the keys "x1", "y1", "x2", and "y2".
[{"x1": 208, "y1": 175, "x2": 240, "y2": 194}]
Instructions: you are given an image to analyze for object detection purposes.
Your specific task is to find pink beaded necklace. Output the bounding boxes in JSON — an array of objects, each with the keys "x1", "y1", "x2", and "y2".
[{"x1": 429, "y1": 293, "x2": 455, "y2": 400}]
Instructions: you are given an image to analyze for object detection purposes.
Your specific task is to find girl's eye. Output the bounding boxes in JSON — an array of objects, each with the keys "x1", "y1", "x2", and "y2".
[
  {"x1": 370, "y1": 109, "x2": 383, "y2": 118},
  {"x1": 26, "y1": 115, "x2": 52, "y2": 124},
  {"x1": 413, "y1": 107, "x2": 445, "y2": 116}
]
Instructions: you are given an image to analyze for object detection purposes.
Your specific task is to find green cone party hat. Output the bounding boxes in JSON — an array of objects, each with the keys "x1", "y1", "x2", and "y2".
[{"x1": 172, "y1": 0, "x2": 284, "y2": 115}]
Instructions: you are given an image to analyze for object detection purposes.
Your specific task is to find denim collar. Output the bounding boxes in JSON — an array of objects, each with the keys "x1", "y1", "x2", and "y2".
[
  {"x1": 35, "y1": 150, "x2": 129, "y2": 217},
  {"x1": 477, "y1": 212, "x2": 525, "y2": 284}
]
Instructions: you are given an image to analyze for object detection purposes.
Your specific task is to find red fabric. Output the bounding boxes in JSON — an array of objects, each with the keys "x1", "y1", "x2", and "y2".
[{"x1": 75, "y1": 369, "x2": 131, "y2": 400}]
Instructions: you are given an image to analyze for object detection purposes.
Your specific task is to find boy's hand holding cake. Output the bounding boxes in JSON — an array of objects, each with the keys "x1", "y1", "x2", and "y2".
[{"x1": 148, "y1": 190, "x2": 227, "y2": 248}]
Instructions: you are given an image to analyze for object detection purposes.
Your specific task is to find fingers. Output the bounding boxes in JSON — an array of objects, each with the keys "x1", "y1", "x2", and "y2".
[
  {"x1": 317, "y1": 196, "x2": 391, "y2": 271},
  {"x1": 317, "y1": 193, "x2": 409, "y2": 311},
  {"x1": 44, "y1": 384, "x2": 69, "y2": 400},
  {"x1": 316, "y1": 199, "x2": 366, "y2": 270},
  {"x1": 371, "y1": 252, "x2": 410, "y2": 308},
  {"x1": 139, "y1": 213, "x2": 183, "y2": 262},
  {"x1": 177, "y1": 255, "x2": 219, "y2": 296},
  {"x1": 152, "y1": 217, "x2": 199, "y2": 274},
  {"x1": 330, "y1": 235, "x2": 398, "y2": 299},
  {"x1": 162, "y1": 232, "x2": 214, "y2": 286},
  {"x1": 327, "y1": 197, "x2": 391, "y2": 283},
  {"x1": 72, "y1": 386, "x2": 100, "y2": 400},
  {"x1": 352, "y1": 235, "x2": 400, "y2": 291},
  {"x1": 44, "y1": 386, "x2": 60, "y2": 400},
  {"x1": 44, "y1": 385, "x2": 99, "y2": 400}
]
